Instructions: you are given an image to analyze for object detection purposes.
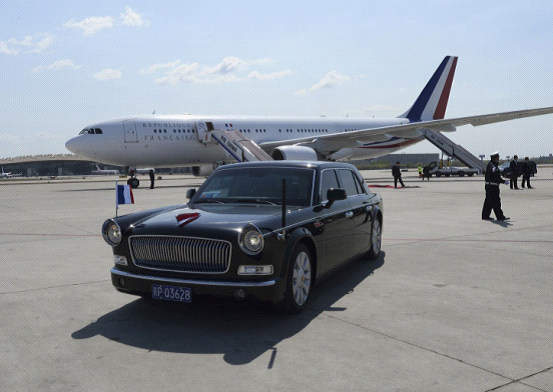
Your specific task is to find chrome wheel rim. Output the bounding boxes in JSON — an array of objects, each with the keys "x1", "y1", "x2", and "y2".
[
  {"x1": 371, "y1": 220, "x2": 382, "y2": 254},
  {"x1": 292, "y1": 251, "x2": 311, "y2": 306}
]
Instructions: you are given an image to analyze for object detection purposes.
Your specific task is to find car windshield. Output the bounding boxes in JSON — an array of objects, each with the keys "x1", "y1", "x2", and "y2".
[{"x1": 194, "y1": 167, "x2": 314, "y2": 207}]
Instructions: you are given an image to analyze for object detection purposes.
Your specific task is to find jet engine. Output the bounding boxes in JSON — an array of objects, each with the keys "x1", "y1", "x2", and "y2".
[
  {"x1": 271, "y1": 145, "x2": 319, "y2": 161},
  {"x1": 190, "y1": 165, "x2": 216, "y2": 177}
]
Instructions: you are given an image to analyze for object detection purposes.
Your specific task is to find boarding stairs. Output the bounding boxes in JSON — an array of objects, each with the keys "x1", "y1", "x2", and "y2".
[
  {"x1": 424, "y1": 129, "x2": 485, "y2": 173},
  {"x1": 210, "y1": 129, "x2": 273, "y2": 163}
]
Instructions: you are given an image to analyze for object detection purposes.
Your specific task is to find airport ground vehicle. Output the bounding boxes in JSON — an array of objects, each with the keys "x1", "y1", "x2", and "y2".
[
  {"x1": 427, "y1": 161, "x2": 479, "y2": 177},
  {"x1": 103, "y1": 161, "x2": 383, "y2": 313}
]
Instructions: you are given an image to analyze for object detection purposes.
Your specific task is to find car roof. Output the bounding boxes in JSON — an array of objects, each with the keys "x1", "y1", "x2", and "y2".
[{"x1": 215, "y1": 161, "x2": 357, "y2": 171}]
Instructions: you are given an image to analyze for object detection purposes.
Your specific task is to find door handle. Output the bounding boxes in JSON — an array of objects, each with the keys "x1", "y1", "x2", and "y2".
[{"x1": 345, "y1": 211, "x2": 354, "y2": 219}]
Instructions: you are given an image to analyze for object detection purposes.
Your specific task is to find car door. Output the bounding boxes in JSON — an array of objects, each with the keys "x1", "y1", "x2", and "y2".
[
  {"x1": 315, "y1": 169, "x2": 356, "y2": 276},
  {"x1": 336, "y1": 168, "x2": 372, "y2": 257}
]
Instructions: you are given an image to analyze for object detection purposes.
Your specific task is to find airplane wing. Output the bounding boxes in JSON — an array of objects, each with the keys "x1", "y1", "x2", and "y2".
[{"x1": 258, "y1": 106, "x2": 553, "y2": 153}]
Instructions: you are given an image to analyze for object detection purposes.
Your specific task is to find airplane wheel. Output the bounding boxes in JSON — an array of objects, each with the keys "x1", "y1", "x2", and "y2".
[{"x1": 127, "y1": 178, "x2": 140, "y2": 188}]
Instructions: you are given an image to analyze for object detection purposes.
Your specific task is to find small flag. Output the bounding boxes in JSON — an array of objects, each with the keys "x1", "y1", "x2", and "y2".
[{"x1": 116, "y1": 182, "x2": 134, "y2": 208}]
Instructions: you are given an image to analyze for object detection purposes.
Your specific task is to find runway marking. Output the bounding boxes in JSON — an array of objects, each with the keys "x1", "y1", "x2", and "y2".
[
  {"x1": 0, "y1": 233, "x2": 99, "y2": 237},
  {"x1": 387, "y1": 238, "x2": 553, "y2": 243}
]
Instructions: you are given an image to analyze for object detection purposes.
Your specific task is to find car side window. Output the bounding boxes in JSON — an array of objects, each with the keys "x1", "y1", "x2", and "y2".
[
  {"x1": 320, "y1": 170, "x2": 339, "y2": 202},
  {"x1": 336, "y1": 169, "x2": 361, "y2": 196}
]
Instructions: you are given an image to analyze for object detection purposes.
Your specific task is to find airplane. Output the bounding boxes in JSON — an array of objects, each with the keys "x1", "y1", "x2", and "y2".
[
  {"x1": 1, "y1": 167, "x2": 11, "y2": 179},
  {"x1": 65, "y1": 56, "x2": 553, "y2": 188},
  {"x1": 91, "y1": 164, "x2": 120, "y2": 175}
]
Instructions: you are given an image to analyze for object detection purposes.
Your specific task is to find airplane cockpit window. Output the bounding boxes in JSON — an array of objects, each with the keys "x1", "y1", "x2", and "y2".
[{"x1": 79, "y1": 128, "x2": 103, "y2": 135}]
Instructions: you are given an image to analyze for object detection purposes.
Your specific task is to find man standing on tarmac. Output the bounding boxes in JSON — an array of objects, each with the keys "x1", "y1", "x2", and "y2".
[
  {"x1": 392, "y1": 161, "x2": 405, "y2": 188},
  {"x1": 482, "y1": 152, "x2": 510, "y2": 221},
  {"x1": 509, "y1": 155, "x2": 519, "y2": 189}
]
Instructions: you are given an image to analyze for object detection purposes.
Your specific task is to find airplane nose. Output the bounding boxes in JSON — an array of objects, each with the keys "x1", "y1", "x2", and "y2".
[{"x1": 65, "y1": 137, "x2": 80, "y2": 154}]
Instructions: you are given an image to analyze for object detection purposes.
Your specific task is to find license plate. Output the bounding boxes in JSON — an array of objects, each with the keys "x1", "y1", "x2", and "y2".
[{"x1": 151, "y1": 284, "x2": 192, "y2": 303}]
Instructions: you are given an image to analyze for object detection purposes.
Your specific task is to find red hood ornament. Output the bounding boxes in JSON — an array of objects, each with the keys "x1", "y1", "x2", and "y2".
[{"x1": 176, "y1": 212, "x2": 200, "y2": 227}]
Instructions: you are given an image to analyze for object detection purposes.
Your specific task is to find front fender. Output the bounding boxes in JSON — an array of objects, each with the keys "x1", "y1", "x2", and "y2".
[{"x1": 281, "y1": 227, "x2": 318, "y2": 282}]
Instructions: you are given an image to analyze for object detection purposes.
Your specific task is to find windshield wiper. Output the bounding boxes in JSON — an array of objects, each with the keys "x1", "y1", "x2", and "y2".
[
  {"x1": 237, "y1": 199, "x2": 280, "y2": 205},
  {"x1": 194, "y1": 199, "x2": 226, "y2": 204}
]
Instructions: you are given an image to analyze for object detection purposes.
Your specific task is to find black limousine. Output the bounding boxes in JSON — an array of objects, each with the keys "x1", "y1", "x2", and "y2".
[{"x1": 103, "y1": 161, "x2": 383, "y2": 313}]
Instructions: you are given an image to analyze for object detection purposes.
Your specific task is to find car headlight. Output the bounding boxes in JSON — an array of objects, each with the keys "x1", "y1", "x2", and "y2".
[
  {"x1": 239, "y1": 224, "x2": 264, "y2": 255},
  {"x1": 102, "y1": 219, "x2": 122, "y2": 247}
]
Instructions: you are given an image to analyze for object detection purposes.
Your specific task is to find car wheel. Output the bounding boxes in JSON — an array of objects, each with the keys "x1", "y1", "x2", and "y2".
[
  {"x1": 366, "y1": 218, "x2": 382, "y2": 260},
  {"x1": 458, "y1": 171, "x2": 464, "y2": 177},
  {"x1": 274, "y1": 243, "x2": 312, "y2": 314},
  {"x1": 435, "y1": 171, "x2": 442, "y2": 177}
]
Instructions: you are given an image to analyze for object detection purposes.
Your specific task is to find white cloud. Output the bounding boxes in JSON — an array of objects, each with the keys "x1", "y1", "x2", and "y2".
[
  {"x1": 49, "y1": 59, "x2": 81, "y2": 70},
  {"x1": 154, "y1": 63, "x2": 200, "y2": 85},
  {"x1": 26, "y1": 132, "x2": 63, "y2": 141},
  {"x1": 92, "y1": 68, "x2": 122, "y2": 81},
  {"x1": 150, "y1": 57, "x2": 291, "y2": 85},
  {"x1": 0, "y1": 41, "x2": 19, "y2": 55},
  {"x1": 64, "y1": 16, "x2": 114, "y2": 36},
  {"x1": 120, "y1": 7, "x2": 145, "y2": 26},
  {"x1": 309, "y1": 70, "x2": 350, "y2": 90},
  {"x1": 203, "y1": 57, "x2": 248, "y2": 75},
  {"x1": 139, "y1": 60, "x2": 182, "y2": 75},
  {"x1": 294, "y1": 70, "x2": 350, "y2": 95},
  {"x1": 247, "y1": 70, "x2": 293, "y2": 80},
  {"x1": 32, "y1": 59, "x2": 81, "y2": 73},
  {"x1": 0, "y1": 134, "x2": 22, "y2": 145},
  {"x1": 1, "y1": 33, "x2": 53, "y2": 55}
]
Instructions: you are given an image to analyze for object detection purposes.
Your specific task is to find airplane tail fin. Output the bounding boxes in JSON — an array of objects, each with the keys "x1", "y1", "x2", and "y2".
[{"x1": 399, "y1": 56, "x2": 458, "y2": 122}]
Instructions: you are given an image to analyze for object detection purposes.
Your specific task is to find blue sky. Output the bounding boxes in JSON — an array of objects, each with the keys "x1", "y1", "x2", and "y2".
[{"x1": 1, "y1": 1, "x2": 552, "y2": 159}]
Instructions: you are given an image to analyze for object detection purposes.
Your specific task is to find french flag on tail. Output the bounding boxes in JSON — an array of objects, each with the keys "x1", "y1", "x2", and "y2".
[
  {"x1": 399, "y1": 56, "x2": 458, "y2": 122},
  {"x1": 116, "y1": 181, "x2": 134, "y2": 214}
]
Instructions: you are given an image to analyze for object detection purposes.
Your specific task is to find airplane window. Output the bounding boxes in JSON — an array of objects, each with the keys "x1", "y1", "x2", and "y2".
[
  {"x1": 88, "y1": 129, "x2": 94, "y2": 134},
  {"x1": 95, "y1": 128, "x2": 103, "y2": 134}
]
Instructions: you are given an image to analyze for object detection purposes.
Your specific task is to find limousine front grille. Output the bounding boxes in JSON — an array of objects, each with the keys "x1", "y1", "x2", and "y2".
[{"x1": 129, "y1": 236, "x2": 231, "y2": 274}]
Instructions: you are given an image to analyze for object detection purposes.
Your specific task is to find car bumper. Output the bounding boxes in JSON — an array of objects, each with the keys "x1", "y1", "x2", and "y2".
[{"x1": 110, "y1": 268, "x2": 283, "y2": 303}]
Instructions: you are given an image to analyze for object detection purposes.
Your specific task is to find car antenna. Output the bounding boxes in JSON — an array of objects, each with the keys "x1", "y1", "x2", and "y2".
[{"x1": 278, "y1": 178, "x2": 287, "y2": 240}]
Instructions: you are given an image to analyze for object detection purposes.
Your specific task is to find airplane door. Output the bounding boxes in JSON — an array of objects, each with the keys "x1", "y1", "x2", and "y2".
[
  {"x1": 195, "y1": 121, "x2": 212, "y2": 143},
  {"x1": 123, "y1": 120, "x2": 138, "y2": 143}
]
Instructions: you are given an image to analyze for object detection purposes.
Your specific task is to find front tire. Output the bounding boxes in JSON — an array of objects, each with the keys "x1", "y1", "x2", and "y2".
[
  {"x1": 366, "y1": 218, "x2": 382, "y2": 260},
  {"x1": 274, "y1": 243, "x2": 312, "y2": 314}
]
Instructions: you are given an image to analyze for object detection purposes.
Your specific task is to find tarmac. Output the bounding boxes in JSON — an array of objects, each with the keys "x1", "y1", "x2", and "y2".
[{"x1": 1, "y1": 167, "x2": 552, "y2": 392}]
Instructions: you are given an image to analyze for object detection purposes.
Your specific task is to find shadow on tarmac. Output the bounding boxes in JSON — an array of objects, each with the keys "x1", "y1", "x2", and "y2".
[{"x1": 72, "y1": 253, "x2": 385, "y2": 366}]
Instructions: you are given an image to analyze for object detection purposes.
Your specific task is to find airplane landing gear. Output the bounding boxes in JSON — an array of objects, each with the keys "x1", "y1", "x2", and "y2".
[
  {"x1": 126, "y1": 167, "x2": 140, "y2": 188},
  {"x1": 127, "y1": 177, "x2": 140, "y2": 188}
]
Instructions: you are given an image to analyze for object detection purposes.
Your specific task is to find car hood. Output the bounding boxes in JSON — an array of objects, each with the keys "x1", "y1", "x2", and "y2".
[{"x1": 128, "y1": 204, "x2": 293, "y2": 236}]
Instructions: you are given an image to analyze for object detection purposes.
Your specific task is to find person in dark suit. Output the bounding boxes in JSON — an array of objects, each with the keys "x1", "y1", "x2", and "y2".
[
  {"x1": 521, "y1": 157, "x2": 533, "y2": 189},
  {"x1": 392, "y1": 162, "x2": 405, "y2": 188},
  {"x1": 482, "y1": 152, "x2": 509, "y2": 221},
  {"x1": 422, "y1": 165, "x2": 430, "y2": 181},
  {"x1": 149, "y1": 169, "x2": 155, "y2": 189},
  {"x1": 509, "y1": 155, "x2": 519, "y2": 189}
]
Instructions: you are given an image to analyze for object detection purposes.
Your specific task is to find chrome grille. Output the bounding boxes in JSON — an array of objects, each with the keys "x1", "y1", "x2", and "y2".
[{"x1": 129, "y1": 236, "x2": 231, "y2": 274}]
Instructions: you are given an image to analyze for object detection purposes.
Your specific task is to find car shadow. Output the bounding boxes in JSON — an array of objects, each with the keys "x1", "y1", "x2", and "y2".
[{"x1": 72, "y1": 252, "x2": 385, "y2": 366}]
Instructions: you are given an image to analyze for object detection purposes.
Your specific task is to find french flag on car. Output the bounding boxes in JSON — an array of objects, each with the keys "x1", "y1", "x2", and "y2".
[{"x1": 116, "y1": 182, "x2": 134, "y2": 214}]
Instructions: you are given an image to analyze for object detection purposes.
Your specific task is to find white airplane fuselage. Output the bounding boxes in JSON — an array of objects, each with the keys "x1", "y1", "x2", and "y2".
[{"x1": 65, "y1": 115, "x2": 418, "y2": 168}]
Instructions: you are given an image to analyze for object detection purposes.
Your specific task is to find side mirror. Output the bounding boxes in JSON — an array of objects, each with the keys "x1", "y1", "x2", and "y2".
[
  {"x1": 186, "y1": 188, "x2": 196, "y2": 199},
  {"x1": 325, "y1": 188, "x2": 347, "y2": 208},
  {"x1": 327, "y1": 188, "x2": 347, "y2": 202}
]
